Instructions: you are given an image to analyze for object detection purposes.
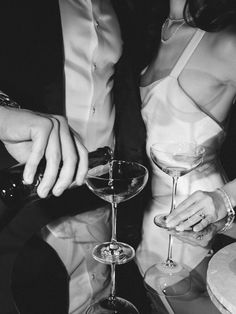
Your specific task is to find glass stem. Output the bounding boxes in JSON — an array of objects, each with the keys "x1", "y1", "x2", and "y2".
[
  {"x1": 111, "y1": 202, "x2": 117, "y2": 243},
  {"x1": 166, "y1": 175, "x2": 178, "y2": 265},
  {"x1": 110, "y1": 262, "x2": 116, "y2": 299}
]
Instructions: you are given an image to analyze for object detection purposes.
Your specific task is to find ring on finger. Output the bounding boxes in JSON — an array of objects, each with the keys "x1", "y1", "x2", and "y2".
[
  {"x1": 196, "y1": 234, "x2": 204, "y2": 240},
  {"x1": 198, "y1": 212, "x2": 206, "y2": 220}
]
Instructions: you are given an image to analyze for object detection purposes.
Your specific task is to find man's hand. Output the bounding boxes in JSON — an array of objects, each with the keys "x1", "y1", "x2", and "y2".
[{"x1": 0, "y1": 107, "x2": 88, "y2": 198}]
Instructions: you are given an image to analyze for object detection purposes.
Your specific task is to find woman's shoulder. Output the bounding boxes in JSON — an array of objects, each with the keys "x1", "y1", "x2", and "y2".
[
  {"x1": 210, "y1": 26, "x2": 236, "y2": 57},
  {"x1": 206, "y1": 26, "x2": 236, "y2": 85}
]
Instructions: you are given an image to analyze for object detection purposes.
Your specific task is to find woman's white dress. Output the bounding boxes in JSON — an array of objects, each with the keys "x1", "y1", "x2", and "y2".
[{"x1": 136, "y1": 29, "x2": 227, "y2": 275}]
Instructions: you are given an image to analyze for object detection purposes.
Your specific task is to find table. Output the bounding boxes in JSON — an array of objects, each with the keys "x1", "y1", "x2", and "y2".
[
  {"x1": 0, "y1": 187, "x2": 235, "y2": 314},
  {"x1": 0, "y1": 185, "x2": 105, "y2": 314},
  {"x1": 207, "y1": 242, "x2": 236, "y2": 314}
]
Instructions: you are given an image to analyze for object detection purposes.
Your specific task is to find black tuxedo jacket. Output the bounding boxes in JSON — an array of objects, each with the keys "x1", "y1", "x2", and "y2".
[
  {"x1": 0, "y1": 1, "x2": 150, "y2": 313},
  {"x1": 0, "y1": 0, "x2": 147, "y2": 168},
  {"x1": 0, "y1": 0, "x2": 150, "y2": 252}
]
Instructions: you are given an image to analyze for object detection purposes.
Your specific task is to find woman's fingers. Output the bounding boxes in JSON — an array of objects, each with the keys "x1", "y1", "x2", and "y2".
[
  {"x1": 166, "y1": 191, "x2": 217, "y2": 231},
  {"x1": 169, "y1": 223, "x2": 217, "y2": 247},
  {"x1": 166, "y1": 192, "x2": 200, "y2": 226},
  {"x1": 166, "y1": 191, "x2": 203, "y2": 228},
  {"x1": 192, "y1": 215, "x2": 213, "y2": 232}
]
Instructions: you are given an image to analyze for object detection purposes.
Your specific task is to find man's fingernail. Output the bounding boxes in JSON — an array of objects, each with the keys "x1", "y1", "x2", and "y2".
[
  {"x1": 53, "y1": 187, "x2": 63, "y2": 196},
  {"x1": 23, "y1": 172, "x2": 33, "y2": 184},
  {"x1": 37, "y1": 187, "x2": 48, "y2": 198}
]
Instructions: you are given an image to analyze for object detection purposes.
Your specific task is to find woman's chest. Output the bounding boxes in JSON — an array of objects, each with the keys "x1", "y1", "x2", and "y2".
[{"x1": 142, "y1": 40, "x2": 235, "y2": 123}]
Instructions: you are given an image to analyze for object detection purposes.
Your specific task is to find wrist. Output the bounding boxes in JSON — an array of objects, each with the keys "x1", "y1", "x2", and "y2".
[
  {"x1": 221, "y1": 183, "x2": 236, "y2": 208},
  {"x1": 216, "y1": 187, "x2": 235, "y2": 233}
]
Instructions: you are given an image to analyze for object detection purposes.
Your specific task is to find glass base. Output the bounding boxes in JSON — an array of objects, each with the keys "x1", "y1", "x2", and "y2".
[
  {"x1": 154, "y1": 214, "x2": 170, "y2": 229},
  {"x1": 86, "y1": 296, "x2": 139, "y2": 314},
  {"x1": 144, "y1": 262, "x2": 191, "y2": 297},
  {"x1": 92, "y1": 241, "x2": 135, "y2": 265}
]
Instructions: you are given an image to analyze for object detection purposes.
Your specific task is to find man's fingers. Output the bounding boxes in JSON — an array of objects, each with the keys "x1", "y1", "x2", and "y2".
[
  {"x1": 36, "y1": 117, "x2": 61, "y2": 198},
  {"x1": 52, "y1": 117, "x2": 78, "y2": 196},
  {"x1": 23, "y1": 116, "x2": 53, "y2": 184},
  {"x1": 74, "y1": 139, "x2": 88, "y2": 185}
]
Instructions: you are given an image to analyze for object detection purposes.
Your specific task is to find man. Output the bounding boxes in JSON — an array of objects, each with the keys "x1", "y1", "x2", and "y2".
[{"x1": 0, "y1": 0, "x2": 148, "y2": 313}]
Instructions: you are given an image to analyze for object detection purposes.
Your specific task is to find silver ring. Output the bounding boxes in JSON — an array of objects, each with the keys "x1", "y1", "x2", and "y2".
[
  {"x1": 199, "y1": 212, "x2": 206, "y2": 220},
  {"x1": 196, "y1": 234, "x2": 203, "y2": 240}
]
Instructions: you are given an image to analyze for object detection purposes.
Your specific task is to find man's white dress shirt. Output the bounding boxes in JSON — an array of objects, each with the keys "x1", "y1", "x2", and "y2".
[{"x1": 44, "y1": 1, "x2": 122, "y2": 313}]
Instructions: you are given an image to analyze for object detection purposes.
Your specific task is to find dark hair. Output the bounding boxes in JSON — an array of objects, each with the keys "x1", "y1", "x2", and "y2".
[
  {"x1": 143, "y1": 0, "x2": 236, "y2": 67},
  {"x1": 185, "y1": 0, "x2": 236, "y2": 31}
]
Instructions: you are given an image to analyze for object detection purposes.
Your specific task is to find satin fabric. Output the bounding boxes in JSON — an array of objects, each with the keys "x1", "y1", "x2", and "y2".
[
  {"x1": 45, "y1": 1, "x2": 122, "y2": 313},
  {"x1": 136, "y1": 29, "x2": 227, "y2": 273}
]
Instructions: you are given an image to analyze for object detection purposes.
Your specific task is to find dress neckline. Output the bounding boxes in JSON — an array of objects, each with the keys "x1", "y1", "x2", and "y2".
[{"x1": 140, "y1": 29, "x2": 205, "y2": 89}]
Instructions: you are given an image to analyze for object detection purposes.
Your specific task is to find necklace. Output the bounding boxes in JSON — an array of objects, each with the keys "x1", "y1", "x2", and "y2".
[{"x1": 161, "y1": 17, "x2": 185, "y2": 43}]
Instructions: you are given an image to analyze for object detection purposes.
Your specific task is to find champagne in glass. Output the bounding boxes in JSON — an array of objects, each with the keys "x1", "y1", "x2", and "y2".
[
  {"x1": 150, "y1": 142, "x2": 205, "y2": 229},
  {"x1": 144, "y1": 142, "x2": 205, "y2": 297},
  {"x1": 86, "y1": 160, "x2": 148, "y2": 313}
]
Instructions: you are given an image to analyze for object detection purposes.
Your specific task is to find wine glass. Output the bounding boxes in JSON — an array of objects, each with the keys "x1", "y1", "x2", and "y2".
[
  {"x1": 144, "y1": 142, "x2": 205, "y2": 297},
  {"x1": 86, "y1": 160, "x2": 148, "y2": 313}
]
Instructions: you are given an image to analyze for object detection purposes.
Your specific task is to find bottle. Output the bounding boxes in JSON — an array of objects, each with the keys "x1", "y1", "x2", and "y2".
[{"x1": 0, "y1": 146, "x2": 113, "y2": 209}]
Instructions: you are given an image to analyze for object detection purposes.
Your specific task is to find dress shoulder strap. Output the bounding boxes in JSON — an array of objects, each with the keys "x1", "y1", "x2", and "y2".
[{"x1": 170, "y1": 29, "x2": 205, "y2": 78}]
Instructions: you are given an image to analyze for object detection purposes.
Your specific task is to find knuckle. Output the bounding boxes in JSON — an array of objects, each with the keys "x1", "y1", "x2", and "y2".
[
  {"x1": 55, "y1": 115, "x2": 67, "y2": 123},
  {"x1": 41, "y1": 116, "x2": 54, "y2": 131},
  {"x1": 55, "y1": 115, "x2": 69, "y2": 129},
  {"x1": 51, "y1": 117, "x2": 60, "y2": 130}
]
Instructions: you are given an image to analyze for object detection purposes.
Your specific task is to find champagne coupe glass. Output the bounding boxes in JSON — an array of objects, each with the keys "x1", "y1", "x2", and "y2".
[
  {"x1": 144, "y1": 142, "x2": 205, "y2": 297},
  {"x1": 86, "y1": 160, "x2": 148, "y2": 313}
]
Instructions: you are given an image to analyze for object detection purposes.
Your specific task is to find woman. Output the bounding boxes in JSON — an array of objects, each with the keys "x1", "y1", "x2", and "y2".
[{"x1": 136, "y1": 0, "x2": 236, "y2": 312}]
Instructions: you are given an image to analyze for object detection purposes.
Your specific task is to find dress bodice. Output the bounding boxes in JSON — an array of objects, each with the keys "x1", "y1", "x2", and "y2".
[
  {"x1": 140, "y1": 29, "x2": 227, "y2": 198},
  {"x1": 136, "y1": 29, "x2": 228, "y2": 273}
]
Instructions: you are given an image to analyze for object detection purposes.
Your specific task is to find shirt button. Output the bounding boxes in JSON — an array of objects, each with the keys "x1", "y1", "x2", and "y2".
[
  {"x1": 91, "y1": 274, "x2": 96, "y2": 280},
  {"x1": 92, "y1": 63, "x2": 97, "y2": 71},
  {"x1": 95, "y1": 20, "x2": 99, "y2": 28}
]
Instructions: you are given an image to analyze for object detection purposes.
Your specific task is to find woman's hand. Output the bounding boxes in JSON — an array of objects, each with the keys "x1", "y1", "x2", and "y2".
[
  {"x1": 168, "y1": 217, "x2": 228, "y2": 247},
  {"x1": 165, "y1": 190, "x2": 228, "y2": 232},
  {"x1": 0, "y1": 107, "x2": 88, "y2": 198},
  {"x1": 168, "y1": 223, "x2": 217, "y2": 247}
]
